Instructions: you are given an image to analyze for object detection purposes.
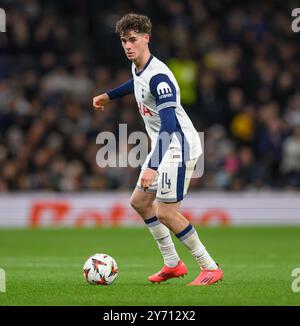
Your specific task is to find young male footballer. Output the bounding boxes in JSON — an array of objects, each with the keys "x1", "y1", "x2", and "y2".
[{"x1": 93, "y1": 13, "x2": 223, "y2": 285}]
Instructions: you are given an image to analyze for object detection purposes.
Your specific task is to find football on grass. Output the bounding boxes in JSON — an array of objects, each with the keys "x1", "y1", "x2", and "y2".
[{"x1": 83, "y1": 253, "x2": 118, "y2": 285}]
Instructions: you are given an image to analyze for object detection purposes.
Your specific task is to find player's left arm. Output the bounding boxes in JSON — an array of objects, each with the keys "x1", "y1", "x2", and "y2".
[
  {"x1": 140, "y1": 74, "x2": 177, "y2": 190},
  {"x1": 140, "y1": 107, "x2": 176, "y2": 190}
]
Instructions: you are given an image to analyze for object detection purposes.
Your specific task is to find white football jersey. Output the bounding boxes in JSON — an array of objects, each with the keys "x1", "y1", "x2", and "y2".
[{"x1": 131, "y1": 55, "x2": 202, "y2": 161}]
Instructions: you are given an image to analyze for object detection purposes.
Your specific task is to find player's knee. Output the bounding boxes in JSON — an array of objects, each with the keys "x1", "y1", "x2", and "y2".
[
  {"x1": 156, "y1": 207, "x2": 172, "y2": 224},
  {"x1": 130, "y1": 196, "x2": 140, "y2": 211},
  {"x1": 130, "y1": 196, "x2": 146, "y2": 213}
]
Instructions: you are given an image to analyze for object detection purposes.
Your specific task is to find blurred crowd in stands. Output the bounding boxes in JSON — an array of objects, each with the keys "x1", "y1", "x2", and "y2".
[{"x1": 0, "y1": 0, "x2": 300, "y2": 191}]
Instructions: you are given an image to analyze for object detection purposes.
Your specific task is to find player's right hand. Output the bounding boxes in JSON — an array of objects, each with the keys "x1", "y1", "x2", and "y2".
[{"x1": 93, "y1": 93, "x2": 110, "y2": 111}]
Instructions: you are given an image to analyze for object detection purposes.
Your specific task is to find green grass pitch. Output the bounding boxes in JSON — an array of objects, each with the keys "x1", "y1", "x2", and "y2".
[{"x1": 0, "y1": 226, "x2": 299, "y2": 306}]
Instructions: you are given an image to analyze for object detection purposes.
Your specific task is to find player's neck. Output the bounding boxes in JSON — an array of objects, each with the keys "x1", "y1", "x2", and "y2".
[{"x1": 134, "y1": 50, "x2": 151, "y2": 73}]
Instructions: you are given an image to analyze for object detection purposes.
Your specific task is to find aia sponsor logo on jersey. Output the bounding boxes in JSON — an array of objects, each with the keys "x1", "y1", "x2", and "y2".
[{"x1": 138, "y1": 102, "x2": 153, "y2": 116}]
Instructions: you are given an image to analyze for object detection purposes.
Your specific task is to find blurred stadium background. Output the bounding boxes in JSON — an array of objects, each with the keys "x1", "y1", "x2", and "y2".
[{"x1": 0, "y1": 0, "x2": 299, "y2": 227}]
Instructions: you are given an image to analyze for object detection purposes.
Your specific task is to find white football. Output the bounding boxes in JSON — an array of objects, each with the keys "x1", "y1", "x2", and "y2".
[{"x1": 83, "y1": 253, "x2": 118, "y2": 285}]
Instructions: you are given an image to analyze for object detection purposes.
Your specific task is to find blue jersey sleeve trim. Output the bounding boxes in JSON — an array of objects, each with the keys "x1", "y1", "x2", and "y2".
[
  {"x1": 107, "y1": 79, "x2": 134, "y2": 100},
  {"x1": 147, "y1": 107, "x2": 176, "y2": 170},
  {"x1": 157, "y1": 102, "x2": 178, "y2": 111}
]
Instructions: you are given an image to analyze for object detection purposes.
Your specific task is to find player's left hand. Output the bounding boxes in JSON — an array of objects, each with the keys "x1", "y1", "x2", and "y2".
[{"x1": 140, "y1": 168, "x2": 157, "y2": 191}]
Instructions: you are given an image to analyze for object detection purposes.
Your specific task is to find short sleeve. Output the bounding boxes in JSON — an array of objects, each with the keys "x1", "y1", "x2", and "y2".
[{"x1": 149, "y1": 74, "x2": 177, "y2": 111}]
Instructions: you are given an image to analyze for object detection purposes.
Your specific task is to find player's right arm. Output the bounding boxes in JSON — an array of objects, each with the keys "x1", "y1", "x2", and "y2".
[
  {"x1": 93, "y1": 79, "x2": 134, "y2": 111},
  {"x1": 93, "y1": 93, "x2": 110, "y2": 111}
]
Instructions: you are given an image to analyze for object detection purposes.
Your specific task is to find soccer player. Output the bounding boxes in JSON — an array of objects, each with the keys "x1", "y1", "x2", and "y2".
[{"x1": 93, "y1": 13, "x2": 223, "y2": 285}]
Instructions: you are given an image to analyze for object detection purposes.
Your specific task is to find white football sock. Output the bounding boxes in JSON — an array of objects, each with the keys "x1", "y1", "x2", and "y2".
[
  {"x1": 145, "y1": 216, "x2": 180, "y2": 268},
  {"x1": 176, "y1": 224, "x2": 218, "y2": 270}
]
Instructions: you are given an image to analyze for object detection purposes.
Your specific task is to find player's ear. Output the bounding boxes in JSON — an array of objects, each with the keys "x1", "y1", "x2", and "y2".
[{"x1": 144, "y1": 34, "x2": 150, "y2": 43}]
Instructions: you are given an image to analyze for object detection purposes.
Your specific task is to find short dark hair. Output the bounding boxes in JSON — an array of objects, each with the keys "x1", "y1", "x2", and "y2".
[{"x1": 115, "y1": 13, "x2": 152, "y2": 37}]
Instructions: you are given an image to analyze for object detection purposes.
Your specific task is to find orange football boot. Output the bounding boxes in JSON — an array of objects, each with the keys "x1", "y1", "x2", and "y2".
[
  {"x1": 187, "y1": 267, "x2": 223, "y2": 286},
  {"x1": 148, "y1": 260, "x2": 187, "y2": 283}
]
